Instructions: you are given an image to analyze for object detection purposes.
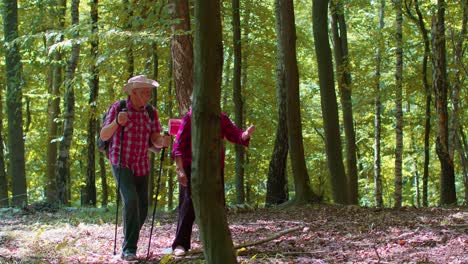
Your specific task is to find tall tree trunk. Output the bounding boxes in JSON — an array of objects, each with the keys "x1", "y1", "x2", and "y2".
[
  {"x1": 266, "y1": 0, "x2": 289, "y2": 207},
  {"x1": 405, "y1": 0, "x2": 431, "y2": 207},
  {"x1": 57, "y1": 0, "x2": 80, "y2": 206},
  {"x1": 313, "y1": 0, "x2": 348, "y2": 204},
  {"x1": 149, "y1": 42, "x2": 159, "y2": 207},
  {"x1": 393, "y1": 0, "x2": 404, "y2": 208},
  {"x1": 3, "y1": 0, "x2": 27, "y2": 207},
  {"x1": 0, "y1": 78, "x2": 8, "y2": 207},
  {"x1": 450, "y1": 0, "x2": 467, "y2": 199},
  {"x1": 278, "y1": 0, "x2": 316, "y2": 205},
  {"x1": 330, "y1": 0, "x2": 358, "y2": 205},
  {"x1": 84, "y1": 0, "x2": 99, "y2": 207},
  {"x1": 374, "y1": 0, "x2": 385, "y2": 208},
  {"x1": 432, "y1": 0, "x2": 456, "y2": 205},
  {"x1": 167, "y1": 57, "x2": 175, "y2": 210},
  {"x1": 192, "y1": 0, "x2": 236, "y2": 262},
  {"x1": 170, "y1": 0, "x2": 193, "y2": 114},
  {"x1": 46, "y1": 0, "x2": 66, "y2": 204},
  {"x1": 241, "y1": 6, "x2": 251, "y2": 203},
  {"x1": 232, "y1": 0, "x2": 245, "y2": 204}
]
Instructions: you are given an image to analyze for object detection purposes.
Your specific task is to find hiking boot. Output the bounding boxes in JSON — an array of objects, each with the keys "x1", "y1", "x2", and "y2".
[
  {"x1": 121, "y1": 252, "x2": 137, "y2": 261},
  {"x1": 173, "y1": 246, "x2": 186, "y2": 256}
]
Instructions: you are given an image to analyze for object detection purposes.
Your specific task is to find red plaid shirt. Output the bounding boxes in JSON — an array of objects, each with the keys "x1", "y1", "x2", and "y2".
[
  {"x1": 103, "y1": 98, "x2": 162, "y2": 176},
  {"x1": 172, "y1": 109, "x2": 250, "y2": 168}
]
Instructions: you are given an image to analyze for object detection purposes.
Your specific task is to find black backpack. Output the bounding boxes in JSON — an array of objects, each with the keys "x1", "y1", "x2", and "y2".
[{"x1": 97, "y1": 100, "x2": 155, "y2": 155}]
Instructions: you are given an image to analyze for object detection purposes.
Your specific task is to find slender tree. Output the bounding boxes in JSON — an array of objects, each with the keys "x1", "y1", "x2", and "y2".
[
  {"x1": 3, "y1": 0, "x2": 27, "y2": 207},
  {"x1": 279, "y1": 0, "x2": 317, "y2": 204},
  {"x1": 84, "y1": 0, "x2": 99, "y2": 206},
  {"x1": 0, "y1": 77, "x2": 8, "y2": 207},
  {"x1": 45, "y1": 0, "x2": 66, "y2": 204},
  {"x1": 432, "y1": 0, "x2": 456, "y2": 205},
  {"x1": 449, "y1": 0, "x2": 467, "y2": 191},
  {"x1": 266, "y1": 0, "x2": 289, "y2": 206},
  {"x1": 191, "y1": 0, "x2": 237, "y2": 261},
  {"x1": 374, "y1": 0, "x2": 385, "y2": 208},
  {"x1": 393, "y1": 0, "x2": 404, "y2": 208},
  {"x1": 169, "y1": 0, "x2": 193, "y2": 115},
  {"x1": 404, "y1": 0, "x2": 431, "y2": 207},
  {"x1": 313, "y1": 0, "x2": 348, "y2": 204},
  {"x1": 56, "y1": 0, "x2": 81, "y2": 206},
  {"x1": 232, "y1": 0, "x2": 246, "y2": 204},
  {"x1": 330, "y1": 0, "x2": 358, "y2": 204}
]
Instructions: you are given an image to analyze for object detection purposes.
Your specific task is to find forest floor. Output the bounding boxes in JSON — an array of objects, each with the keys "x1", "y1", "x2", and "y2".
[{"x1": 0, "y1": 204, "x2": 466, "y2": 263}]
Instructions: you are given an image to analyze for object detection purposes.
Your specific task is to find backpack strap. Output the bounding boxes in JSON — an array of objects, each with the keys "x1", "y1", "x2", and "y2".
[{"x1": 145, "y1": 104, "x2": 154, "y2": 121}]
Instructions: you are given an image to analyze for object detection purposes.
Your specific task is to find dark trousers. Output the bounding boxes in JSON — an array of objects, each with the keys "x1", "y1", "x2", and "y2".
[
  {"x1": 172, "y1": 166, "x2": 195, "y2": 251},
  {"x1": 172, "y1": 166, "x2": 225, "y2": 251},
  {"x1": 112, "y1": 166, "x2": 148, "y2": 254}
]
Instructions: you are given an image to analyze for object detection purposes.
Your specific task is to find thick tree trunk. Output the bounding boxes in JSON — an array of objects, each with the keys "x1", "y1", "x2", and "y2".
[
  {"x1": 330, "y1": 0, "x2": 358, "y2": 205},
  {"x1": 432, "y1": 0, "x2": 456, "y2": 205},
  {"x1": 192, "y1": 0, "x2": 237, "y2": 262},
  {"x1": 232, "y1": 0, "x2": 245, "y2": 204},
  {"x1": 278, "y1": 0, "x2": 316, "y2": 204},
  {"x1": 374, "y1": 0, "x2": 385, "y2": 208},
  {"x1": 266, "y1": 0, "x2": 289, "y2": 206},
  {"x1": 393, "y1": 0, "x2": 404, "y2": 208},
  {"x1": 313, "y1": 0, "x2": 348, "y2": 204},
  {"x1": 56, "y1": 0, "x2": 80, "y2": 206},
  {"x1": 170, "y1": 0, "x2": 193, "y2": 115},
  {"x1": 3, "y1": 0, "x2": 27, "y2": 207},
  {"x1": 167, "y1": 57, "x2": 175, "y2": 210},
  {"x1": 84, "y1": 0, "x2": 99, "y2": 207},
  {"x1": 46, "y1": 0, "x2": 66, "y2": 204}
]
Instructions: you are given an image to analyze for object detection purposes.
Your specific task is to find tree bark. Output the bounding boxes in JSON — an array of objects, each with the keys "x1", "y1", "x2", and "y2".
[
  {"x1": 330, "y1": 0, "x2": 358, "y2": 205},
  {"x1": 169, "y1": 0, "x2": 193, "y2": 115},
  {"x1": 3, "y1": 0, "x2": 27, "y2": 207},
  {"x1": 374, "y1": 0, "x2": 385, "y2": 208},
  {"x1": 393, "y1": 0, "x2": 404, "y2": 208},
  {"x1": 266, "y1": 0, "x2": 289, "y2": 207},
  {"x1": 56, "y1": 0, "x2": 80, "y2": 206},
  {"x1": 313, "y1": 0, "x2": 348, "y2": 204},
  {"x1": 432, "y1": 0, "x2": 456, "y2": 205},
  {"x1": 84, "y1": 0, "x2": 99, "y2": 207},
  {"x1": 192, "y1": 0, "x2": 237, "y2": 262}
]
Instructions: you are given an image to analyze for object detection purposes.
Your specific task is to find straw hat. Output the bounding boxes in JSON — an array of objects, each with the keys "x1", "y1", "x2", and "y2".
[{"x1": 122, "y1": 75, "x2": 159, "y2": 94}]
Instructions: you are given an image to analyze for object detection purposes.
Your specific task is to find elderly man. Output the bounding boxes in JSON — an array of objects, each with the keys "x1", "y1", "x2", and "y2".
[{"x1": 100, "y1": 75, "x2": 170, "y2": 261}]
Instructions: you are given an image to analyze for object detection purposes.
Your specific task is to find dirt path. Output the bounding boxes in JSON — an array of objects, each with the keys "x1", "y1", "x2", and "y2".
[{"x1": 0, "y1": 205, "x2": 466, "y2": 263}]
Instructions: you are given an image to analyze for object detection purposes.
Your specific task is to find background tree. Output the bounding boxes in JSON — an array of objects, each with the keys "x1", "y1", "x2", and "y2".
[
  {"x1": 56, "y1": 0, "x2": 81, "y2": 206},
  {"x1": 393, "y1": 0, "x2": 404, "y2": 208},
  {"x1": 232, "y1": 0, "x2": 246, "y2": 204},
  {"x1": 45, "y1": 0, "x2": 66, "y2": 204},
  {"x1": 265, "y1": 0, "x2": 289, "y2": 207},
  {"x1": 373, "y1": 0, "x2": 385, "y2": 208},
  {"x1": 432, "y1": 0, "x2": 456, "y2": 205},
  {"x1": 0, "y1": 75, "x2": 8, "y2": 207},
  {"x1": 83, "y1": 0, "x2": 99, "y2": 206},
  {"x1": 404, "y1": 0, "x2": 431, "y2": 207},
  {"x1": 191, "y1": 0, "x2": 237, "y2": 261},
  {"x1": 313, "y1": 0, "x2": 348, "y2": 204},
  {"x1": 3, "y1": 0, "x2": 27, "y2": 207},
  {"x1": 279, "y1": 0, "x2": 316, "y2": 205},
  {"x1": 169, "y1": 0, "x2": 193, "y2": 115},
  {"x1": 330, "y1": 0, "x2": 358, "y2": 204}
]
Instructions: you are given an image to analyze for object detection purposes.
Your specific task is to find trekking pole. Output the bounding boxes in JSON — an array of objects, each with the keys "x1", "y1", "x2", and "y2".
[
  {"x1": 113, "y1": 108, "x2": 126, "y2": 255},
  {"x1": 146, "y1": 133, "x2": 168, "y2": 259}
]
